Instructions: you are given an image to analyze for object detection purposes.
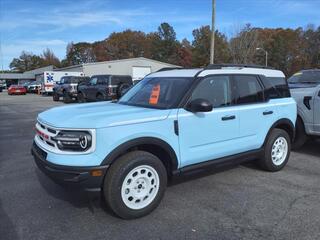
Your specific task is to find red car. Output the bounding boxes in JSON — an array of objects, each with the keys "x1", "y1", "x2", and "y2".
[{"x1": 8, "y1": 85, "x2": 27, "y2": 95}]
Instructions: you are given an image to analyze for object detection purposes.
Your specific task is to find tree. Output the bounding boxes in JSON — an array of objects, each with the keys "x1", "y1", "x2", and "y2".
[
  {"x1": 191, "y1": 25, "x2": 230, "y2": 67},
  {"x1": 105, "y1": 30, "x2": 151, "y2": 60},
  {"x1": 41, "y1": 48, "x2": 61, "y2": 67},
  {"x1": 65, "y1": 42, "x2": 96, "y2": 65},
  {"x1": 9, "y1": 51, "x2": 44, "y2": 72},
  {"x1": 150, "y1": 23, "x2": 180, "y2": 64},
  {"x1": 229, "y1": 24, "x2": 260, "y2": 64}
]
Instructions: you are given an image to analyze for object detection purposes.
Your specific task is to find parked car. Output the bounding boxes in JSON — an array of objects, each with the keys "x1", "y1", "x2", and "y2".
[
  {"x1": 27, "y1": 81, "x2": 42, "y2": 93},
  {"x1": 289, "y1": 71, "x2": 320, "y2": 148},
  {"x1": 77, "y1": 75, "x2": 132, "y2": 102},
  {"x1": 0, "y1": 85, "x2": 3, "y2": 92},
  {"x1": 31, "y1": 64, "x2": 296, "y2": 219},
  {"x1": 8, "y1": 85, "x2": 27, "y2": 95},
  {"x1": 53, "y1": 76, "x2": 90, "y2": 103},
  {"x1": 21, "y1": 81, "x2": 33, "y2": 91}
]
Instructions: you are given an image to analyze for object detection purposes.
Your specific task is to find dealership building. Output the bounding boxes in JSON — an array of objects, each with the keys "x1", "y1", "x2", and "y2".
[{"x1": 0, "y1": 57, "x2": 179, "y2": 85}]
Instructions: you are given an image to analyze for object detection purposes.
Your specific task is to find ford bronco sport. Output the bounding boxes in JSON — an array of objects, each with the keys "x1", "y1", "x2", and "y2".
[
  {"x1": 288, "y1": 70, "x2": 320, "y2": 148},
  {"x1": 77, "y1": 75, "x2": 132, "y2": 102},
  {"x1": 53, "y1": 76, "x2": 90, "y2": 103},
  {"x1": 31, "y1": 64, "x2": 296, "y2": 219}
]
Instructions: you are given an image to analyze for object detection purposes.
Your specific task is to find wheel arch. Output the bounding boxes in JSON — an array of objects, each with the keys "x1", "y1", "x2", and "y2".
[
  {"x1": 263, "y1": 118, "x2": 295, "y2": 146},
  {"x1": 101, "y1": 137, "x2": 179, "y2": 176}
]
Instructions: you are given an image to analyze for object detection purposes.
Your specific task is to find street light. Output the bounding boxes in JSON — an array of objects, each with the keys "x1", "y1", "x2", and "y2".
[{"x1": 256, "y1": 48, "x2": 268, "y2": 67}]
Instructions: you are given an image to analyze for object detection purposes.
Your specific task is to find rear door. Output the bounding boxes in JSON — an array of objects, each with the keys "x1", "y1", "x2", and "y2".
[
  {"x1": 178, "y1": 75, "x2": 240, "y2": 167},
  {"x1": 233, "y1": 75, "x2": 276, "y2": 152}
]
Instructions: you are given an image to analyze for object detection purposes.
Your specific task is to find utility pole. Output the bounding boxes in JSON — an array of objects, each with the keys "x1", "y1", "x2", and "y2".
[{"x1": 210, "y1": 0, "x2": 215, "y2": 64}]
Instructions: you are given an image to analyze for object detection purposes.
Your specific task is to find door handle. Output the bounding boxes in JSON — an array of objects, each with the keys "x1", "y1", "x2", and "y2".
[
  {"x1": 263, "y1": 111, "x2": 273, "y2": 115},
  {"x1": 221, "y1": 115, "x2": 236, "y2": 121}
]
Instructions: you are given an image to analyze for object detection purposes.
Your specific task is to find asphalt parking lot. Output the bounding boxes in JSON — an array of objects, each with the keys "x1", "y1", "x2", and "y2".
[{"x1": 1, "y1": 92, "x2": 320, "y2": 240}]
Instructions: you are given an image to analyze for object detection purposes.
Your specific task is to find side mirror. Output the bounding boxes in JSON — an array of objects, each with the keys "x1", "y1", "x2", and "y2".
[{"x1": 186, "y1": 98, "x2": 213, "y2": 112}]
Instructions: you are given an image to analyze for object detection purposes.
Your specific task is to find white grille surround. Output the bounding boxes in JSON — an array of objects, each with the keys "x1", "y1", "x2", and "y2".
[{"x1": 34, "y1": 120, "x2": 96, "y2": 155}]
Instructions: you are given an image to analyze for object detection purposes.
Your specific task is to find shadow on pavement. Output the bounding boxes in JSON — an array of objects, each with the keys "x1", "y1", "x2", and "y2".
[
  {"x1": 35, "y1": 169, "x2": 110, "y2": 214},
  {"x1": 0, "y1": 200, "x2": 18, "y2": 240},
  {"x1": 293, "y1": 139, "x2": 320, "y2": 157}
]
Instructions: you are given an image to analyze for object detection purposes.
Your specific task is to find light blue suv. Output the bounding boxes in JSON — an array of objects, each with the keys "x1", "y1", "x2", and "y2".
[{"x1": 31, "y1": 64, "x2": 297, "y2": 219}]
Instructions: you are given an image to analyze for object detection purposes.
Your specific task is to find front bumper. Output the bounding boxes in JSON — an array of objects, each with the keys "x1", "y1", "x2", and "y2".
[{"x1": 31, "y1": 141, "x2": 108, "y2": 191}]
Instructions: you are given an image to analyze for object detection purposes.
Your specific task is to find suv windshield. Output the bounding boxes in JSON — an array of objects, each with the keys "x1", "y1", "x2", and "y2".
[
  {"x1": 70, "y1": 77, "x2": 89, "y2": 83},
  {"x1": 118, "y1": 77, "x2": 193, "y2": 109},
  {"x1": 288, "y1": 71, "x2": 320, "y2": 84}
]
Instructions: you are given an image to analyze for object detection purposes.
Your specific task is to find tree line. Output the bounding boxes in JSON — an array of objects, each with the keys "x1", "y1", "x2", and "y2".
[{"x1": 9, "y1": 23, "x2": 320, "y2": 77}]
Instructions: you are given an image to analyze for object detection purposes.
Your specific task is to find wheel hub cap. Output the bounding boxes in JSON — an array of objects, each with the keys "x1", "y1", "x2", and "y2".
[
  {"x1": 121, "y1": 165, "x2": 160, "y2": 210},
  {"x1": 271, "y1": 137, "x2": 288, "y2": 166}
]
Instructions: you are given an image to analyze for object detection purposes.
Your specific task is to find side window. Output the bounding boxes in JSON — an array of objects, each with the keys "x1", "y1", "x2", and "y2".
[
  {"x1": 64, "y1": 77, "x2": 70, "y2": 84},
  {"x1": 90, "y1": 77, "x2": 97, "y2": 85},
  {"x1": 234, "y1": 75, "x2": 264, "y2": 105},
  {"x1": 263, "y1": 77, "x2": 290, "y2": 99},
  {"x1": 97, "y1": 77, "x2": 105, "y2": 85},
  {"x1": 191, "y1": 76, "x2": 233, "y2": 108}
]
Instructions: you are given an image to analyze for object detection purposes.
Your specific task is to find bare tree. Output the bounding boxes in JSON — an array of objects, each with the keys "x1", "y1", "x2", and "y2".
[{"x1": 229, "y1": 24, "x2": 261, "y2": 64}]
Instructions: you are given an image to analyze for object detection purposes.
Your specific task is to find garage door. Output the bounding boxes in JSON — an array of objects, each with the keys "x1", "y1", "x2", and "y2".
[{"x1": 132, "y1": 66, "x2": 151, "y2": 81}]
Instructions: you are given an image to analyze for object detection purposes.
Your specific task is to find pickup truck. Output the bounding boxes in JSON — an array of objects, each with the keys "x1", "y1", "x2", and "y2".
[{"x1": 289, "y1": 69, "x2": 320, "y2": 148}]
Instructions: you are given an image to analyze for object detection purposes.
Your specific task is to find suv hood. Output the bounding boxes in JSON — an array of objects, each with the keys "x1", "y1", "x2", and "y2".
[{"x1": 38, "y1": 102, "x2": 171, "y2": 129}]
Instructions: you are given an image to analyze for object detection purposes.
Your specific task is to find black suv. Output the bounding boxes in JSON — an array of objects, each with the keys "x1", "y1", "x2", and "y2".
[
  {"x1": 77, "y1": 75, "x2": 132, "y2": 102},
  {"x1": 53, "y1": 76, "x2": 90, "y2": 103}
]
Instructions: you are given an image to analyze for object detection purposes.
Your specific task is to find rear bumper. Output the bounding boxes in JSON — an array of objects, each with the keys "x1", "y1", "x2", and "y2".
[{"x1": 31, "y1": 141, "x2": 108, "y2": 192}]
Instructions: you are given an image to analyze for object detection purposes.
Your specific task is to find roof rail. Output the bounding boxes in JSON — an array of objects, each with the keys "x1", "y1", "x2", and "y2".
[
  {"x1": 156, "y1": 67, "x2": 183, "y2": 72},
  {"x1": 205, "y1": 64, "x2": 274, "y2": 70}
]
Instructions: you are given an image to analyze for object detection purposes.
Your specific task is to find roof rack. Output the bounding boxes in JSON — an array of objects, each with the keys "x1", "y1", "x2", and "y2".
[
  {"x1": 205, "y1": 64, "x2": 274, "y2": 70},
  {"x1": 156, "y1": 67, "x2": 183, "y2": 72}
]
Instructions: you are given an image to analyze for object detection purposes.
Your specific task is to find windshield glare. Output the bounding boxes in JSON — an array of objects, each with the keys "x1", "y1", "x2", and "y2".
[{"x1": 118, "y1": 77, "x2": 193, "y2": 109}]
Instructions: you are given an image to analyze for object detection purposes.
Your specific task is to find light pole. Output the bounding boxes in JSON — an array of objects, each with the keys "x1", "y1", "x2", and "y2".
[
  {"x1": 256, "y1": 48, "x2": 268, "y2": 67},
  {"x1": 210, "y1": 0, "x2": 216, "y2": 64}
]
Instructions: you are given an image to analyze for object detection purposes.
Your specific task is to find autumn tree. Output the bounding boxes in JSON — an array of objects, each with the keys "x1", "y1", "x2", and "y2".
[
  {"x1": 105, "y1": 30, "x2": 151, "y2": 60},
  {"x1": 65, "y1": 42, "x2": 96, "y2": 65}
]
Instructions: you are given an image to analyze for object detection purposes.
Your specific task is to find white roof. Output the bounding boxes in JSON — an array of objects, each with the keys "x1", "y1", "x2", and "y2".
[
  {"x1": 199, "y1": 67, "x2": 285, "y2": 78},
  {"x1": 147, "y1": 67, "x2": 285, "y2": 78},
  {"x1": 148, "y1": 69, "x2": 202, "y2": 78}
]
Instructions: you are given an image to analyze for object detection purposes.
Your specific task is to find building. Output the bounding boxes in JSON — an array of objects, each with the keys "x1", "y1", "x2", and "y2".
[
  {"x1": 0, "y1": 65, "x2": 55, "y2": 86},
  {"x1": 0, "y1": 58, "x2": 179, "y2": 86},
  {"x1": 56, "y1": 57, "x2": 180, "y2": 80}
]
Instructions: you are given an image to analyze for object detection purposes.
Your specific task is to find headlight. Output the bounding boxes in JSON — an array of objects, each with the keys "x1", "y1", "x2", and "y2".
[{"x1": 52, "y1": 131, "x2": 92, "y2": 152}]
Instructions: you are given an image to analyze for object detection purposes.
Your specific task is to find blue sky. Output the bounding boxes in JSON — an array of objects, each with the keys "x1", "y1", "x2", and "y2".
[{"x1": 1, "y1": 0, "x2": 320, "y2": 69}]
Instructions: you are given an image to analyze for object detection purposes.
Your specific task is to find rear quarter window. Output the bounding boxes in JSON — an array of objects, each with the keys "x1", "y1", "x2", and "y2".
[{"x1": 263, "y1": 77, "x2": 290, "y2": 99}]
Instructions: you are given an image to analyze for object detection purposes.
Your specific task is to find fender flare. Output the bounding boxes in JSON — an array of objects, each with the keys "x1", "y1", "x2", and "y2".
[
  {"x1": 263, "y1": 118, "x2": 295, "y2": 146},
  {"x1": 100, "y1": 137, "x2": 179, "y2": 171}
]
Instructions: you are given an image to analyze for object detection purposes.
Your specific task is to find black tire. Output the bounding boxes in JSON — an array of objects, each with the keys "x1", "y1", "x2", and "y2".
[
  {"x1": 96, "y1": 93, "x2": 104, "y2": 101},
  {"x1": 63, "y1": 91, "x2": 72, "y2": 103},
  {"x1": 103, "y1": 151, "x2": 167, "y2": 219},
  {"x1": 259, "y1": 128, "x2": 291, "y2": 172},
  {"x1": 117, "y1": 83, "x2": 131, "y2": 98},
  {"x1": 53, "y1": 93, "x2": 59, "y2": 101},
  {"x1": 77, "y1": 92, "x2": 86, "y2": 103},
  {"x1": 292, "y1": 117, "x2": 307, "y2": 150}
]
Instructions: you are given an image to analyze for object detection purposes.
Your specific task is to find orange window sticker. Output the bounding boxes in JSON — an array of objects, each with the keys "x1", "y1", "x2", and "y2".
[{"x1": 149, "y1": 84, "x2": 160, "y2": 105}]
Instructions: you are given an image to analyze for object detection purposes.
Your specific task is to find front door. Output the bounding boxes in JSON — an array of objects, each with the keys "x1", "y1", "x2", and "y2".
[
  {"x1": 178, "y1": 75, "x2": 240, "y2": 167},
  {"x1": 314, "y1": 89, "x2": 320, "y2": 133}
]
